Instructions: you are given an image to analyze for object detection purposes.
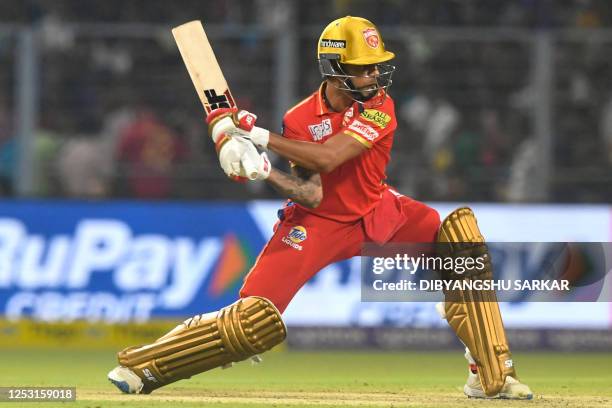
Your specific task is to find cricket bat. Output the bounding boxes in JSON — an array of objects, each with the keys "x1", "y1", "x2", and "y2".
[
  {"x1": 172, "y1": 20, "x2": 237, "y2": 115},
  {"x1": 172, "y1": 21, "x2": 260, "y2": 180}
]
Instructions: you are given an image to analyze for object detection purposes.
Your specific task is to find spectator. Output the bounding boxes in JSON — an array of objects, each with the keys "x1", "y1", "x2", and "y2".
[{"x1": 115, "y1": 110, "x2": 187, "y2": 199}]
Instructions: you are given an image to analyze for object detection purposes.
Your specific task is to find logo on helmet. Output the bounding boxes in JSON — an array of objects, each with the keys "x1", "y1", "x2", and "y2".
[
  {"x1": 362, "y1": 28, "x2": 379, "y2": 48},
  {"x1": 320, "y1": 39, "x2": 346, "y2": 49}
]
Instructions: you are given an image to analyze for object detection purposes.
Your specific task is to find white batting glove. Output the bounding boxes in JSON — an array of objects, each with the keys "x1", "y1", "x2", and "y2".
[
  {"x1": 207, "y1": 108, "x2": 270, "y2": 149},
  {"x1": 237, "y1": 139, "x2": 271, "y2": 181},
  {"x1": 226, "y1": 126, "x2": 269, "y2": 150},
  {"x1": 218, "y1": 136, "x2": 270, "y2": 181},
  {"x1": 217, "y1": 137, "x2": 247, "y2": 179}
]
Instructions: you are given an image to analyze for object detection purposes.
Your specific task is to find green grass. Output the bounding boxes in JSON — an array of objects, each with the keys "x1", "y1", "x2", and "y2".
[{"x1": 1, "y1": 349, "x2": 611, "y2": 407}]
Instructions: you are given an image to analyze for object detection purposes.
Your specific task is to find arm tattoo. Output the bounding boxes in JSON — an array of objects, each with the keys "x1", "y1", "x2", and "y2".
[{"x1": 266, "y1": 165, "x2": 322, "y2": 208}]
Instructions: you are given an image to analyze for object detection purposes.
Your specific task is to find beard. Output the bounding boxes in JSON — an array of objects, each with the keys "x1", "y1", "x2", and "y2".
[{"x1": 351, "y1": 83, "x2": 378, "y2": 102}]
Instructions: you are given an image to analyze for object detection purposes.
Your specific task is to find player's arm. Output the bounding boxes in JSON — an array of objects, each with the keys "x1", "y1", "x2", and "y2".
[
  {"x1": 207, "y1": 108, "x2": 367, "y2": 173},
  {"x1": 266, "y1": 131, "x2": 366, "y2": 173},
  {"x1": 266, "y1": 165, "x2": 322, "y2": 209}
]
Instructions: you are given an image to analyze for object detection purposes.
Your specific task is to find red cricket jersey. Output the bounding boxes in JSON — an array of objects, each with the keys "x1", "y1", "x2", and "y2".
[{"x1": 282, "y1": 83, "x2": 398, "y2": 222}]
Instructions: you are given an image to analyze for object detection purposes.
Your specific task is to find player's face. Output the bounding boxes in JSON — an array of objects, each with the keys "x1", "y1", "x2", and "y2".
[{"x1": 342, "y1": 64, "x2": 380, "y2": 98}]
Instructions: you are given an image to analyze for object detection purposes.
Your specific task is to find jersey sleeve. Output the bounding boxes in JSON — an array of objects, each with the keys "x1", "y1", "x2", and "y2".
[
  {"x1": 340, "y1": 99, "x2": 397, "y2": 148},
  {"x1": 281, "y1": 114, "x2": 310, "y2": 142},
  {"x1": 281, "y1": 114, "x2": 309, "y2": 168}
]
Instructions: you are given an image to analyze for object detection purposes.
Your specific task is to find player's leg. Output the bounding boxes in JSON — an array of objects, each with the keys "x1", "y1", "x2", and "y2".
[
  {"x1": 384, "y1": 193, "x2": 441, "y2": 244},
  {"x1": 240, "y1": 207, "x2": 366, "y2": 313},
  {"x1": 108, "y1": 208, "x2": 363, "y2": 394},
  {"x1": 379, "y1": 194, "x2": 531, "y2": 399},
  {"x1": 108, "y1": 295, "x2": 286, "y2": 394},
  {"x1": 436, "y1": 207, "x2": 532, "y2": 399},
  {"x1": 106, "y1": 218, "x2": 298, "y2": 395}
]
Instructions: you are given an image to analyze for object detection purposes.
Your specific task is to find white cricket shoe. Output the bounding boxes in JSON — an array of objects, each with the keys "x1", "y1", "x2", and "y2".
[
  {"x1": 464, "y1": 371, "x2": 533, "y2": 399},
  {"x1": 108, "y1": 366, "x2": 144, "y2": 394}
]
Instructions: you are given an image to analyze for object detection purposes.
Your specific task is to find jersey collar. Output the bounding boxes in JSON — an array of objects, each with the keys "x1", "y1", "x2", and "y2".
[{"x1": 316, "y1": 82, "x2": 330, "y2": 116}]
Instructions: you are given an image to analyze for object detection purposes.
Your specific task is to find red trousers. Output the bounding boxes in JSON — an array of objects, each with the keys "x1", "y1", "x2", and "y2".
[{"x1": 239, "y1": 189, "x2": 441, "y2": 313}]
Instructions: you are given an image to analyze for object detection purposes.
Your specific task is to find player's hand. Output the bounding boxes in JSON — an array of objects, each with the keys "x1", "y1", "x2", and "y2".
[
  {"x1": 207, "y1": 108, "x2": 270, "y2": 149},
  {"x1": 237, "y1": 138, "x2": 271, "y2": 181},
  {"x1": 217, "y1": 135, "x2": 270, "y2": 181},
  {"x1": 217, "y1": 137, "x2": 247, "y2": 180},
  {"x1": 206, "y1": 107, "x2": 253, "y2": 141},
  {"x1": 225, "y1": 126, "x2": 270, "y2": 150}
]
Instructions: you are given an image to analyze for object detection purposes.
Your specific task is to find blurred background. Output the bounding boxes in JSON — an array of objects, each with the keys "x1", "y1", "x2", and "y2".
[
  {"x1": 0, "y1": 0, "x2": 610, "y2": 352},
  {"x1": 3, "y1": 0, "x2": 612, "y2": 202}
]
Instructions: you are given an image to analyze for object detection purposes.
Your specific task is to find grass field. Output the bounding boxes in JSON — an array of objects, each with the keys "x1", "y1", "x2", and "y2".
[{"x1": 2, "y1": 349, "x2": 612, "y2": 408}]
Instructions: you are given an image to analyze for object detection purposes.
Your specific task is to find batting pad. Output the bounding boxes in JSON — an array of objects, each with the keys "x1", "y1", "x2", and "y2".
[
  {"x1": 116, "y1": 296, "x2": 286, "y2": 393},
  {"x1": 437, "y1": 207, "x2": 517, "y2": 397}
]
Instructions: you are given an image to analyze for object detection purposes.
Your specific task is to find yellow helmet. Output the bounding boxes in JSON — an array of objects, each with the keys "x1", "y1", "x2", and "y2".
[
  {"x1": 317, "y1": 16, "x2": 395, "y2": 103},
  {"x1": 317, "y1": 16, "x2": 395, "y2": 65}
]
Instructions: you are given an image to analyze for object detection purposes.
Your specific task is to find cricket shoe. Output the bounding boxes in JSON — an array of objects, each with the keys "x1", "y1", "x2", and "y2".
[
  {"x1": 108, "y1": 366, "x2": 144, "y2": 394},
  {"x1": 464, "y1": 371, "x2": 533, "y2": 399}
]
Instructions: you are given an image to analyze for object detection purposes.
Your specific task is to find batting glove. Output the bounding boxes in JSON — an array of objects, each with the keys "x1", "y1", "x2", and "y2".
[
  {"x1": 217, "y1": 137, "x2": 248, "y2": 182},
  {"x1": 236, "y1": 138, "x2": 271, "y2": 181},
  {"x1": 207, "y1": 108, "x2": 270, "y2": 150}
]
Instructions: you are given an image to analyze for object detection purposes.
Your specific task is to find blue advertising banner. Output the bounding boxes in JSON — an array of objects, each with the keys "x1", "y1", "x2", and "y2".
[
  {"x1": 0, "y1": 200, "x2": 268, "y2": 322},
  {"x1": 0, "y1": 200, "x2": 610, "y2": 329}
]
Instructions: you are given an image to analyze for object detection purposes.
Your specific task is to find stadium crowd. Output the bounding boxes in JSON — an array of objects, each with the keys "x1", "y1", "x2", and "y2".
[{"x1": 1, "y1": 0, "x2": 611, "y2": 202}]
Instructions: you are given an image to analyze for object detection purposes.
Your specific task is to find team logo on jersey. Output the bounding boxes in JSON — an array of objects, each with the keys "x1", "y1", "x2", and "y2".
[
  {"x1": 360, "y1": 109, "x2": 391, "y2": 129},
  {"x1": 348, "y1": 119, "x2": 379, "y2": 142},
  {"x1": 320, "y1": 38, "x2": 346, "y2": 49},
  {"x1": 362, "y1": 28, "x2": 379, "y2": 48},
  {"x1": 342, "y1": 107, "x2": 354, "y2": 126},
  {"x1": 282, "y1": 225, "x2": 307, "y2": 251},
  {"x1": 308, "y1": 119, "x2": 333, "y2": 141}
]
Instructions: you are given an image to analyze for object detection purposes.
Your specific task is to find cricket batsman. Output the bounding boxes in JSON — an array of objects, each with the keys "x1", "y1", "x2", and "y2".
[{"x1": 109, "y1": 16, "x2": 532, "y2": 400}]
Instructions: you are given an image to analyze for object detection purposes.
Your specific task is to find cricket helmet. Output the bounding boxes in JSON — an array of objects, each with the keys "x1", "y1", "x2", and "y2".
[{"x1": 317, "y1": 16, "x2": 395, "y2": 102}]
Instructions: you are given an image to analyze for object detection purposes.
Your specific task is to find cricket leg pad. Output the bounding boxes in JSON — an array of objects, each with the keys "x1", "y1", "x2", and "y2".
[
  {"x1": 437, "y1": 207, "x2": 517, "y2": 397},
  {"x1": 116, "y1": 296, "x2": 286, "y2": 393}
]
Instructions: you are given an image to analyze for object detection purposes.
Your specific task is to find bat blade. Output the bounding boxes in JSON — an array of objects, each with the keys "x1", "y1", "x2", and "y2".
[{"x1": 172, "y1": 20, "x2": 236, "y2": 114}]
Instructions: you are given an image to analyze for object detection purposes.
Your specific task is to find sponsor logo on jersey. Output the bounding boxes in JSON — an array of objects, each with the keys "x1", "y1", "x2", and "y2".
[
  {"x1": 362, "y1": 28, "x2": 379, "y2": 48},
  {"x1": 320, "y1": 38, "x2": 346, "y2": 49},
  {"x1": 348, "y1": 119, "x2": 379, "y2": 142},
  {"x1": 308, "y1": 119, "x2": 333, "y2": 141},
  {"x1": 282, "y1": 225, "x2": 307, "y2": 251},
  {"x1": 360, "y1": 109, "x2": 391, "y2": 129},
  {"x1": 288, "y1": 226, "x2": 307, "y2": 243}
]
